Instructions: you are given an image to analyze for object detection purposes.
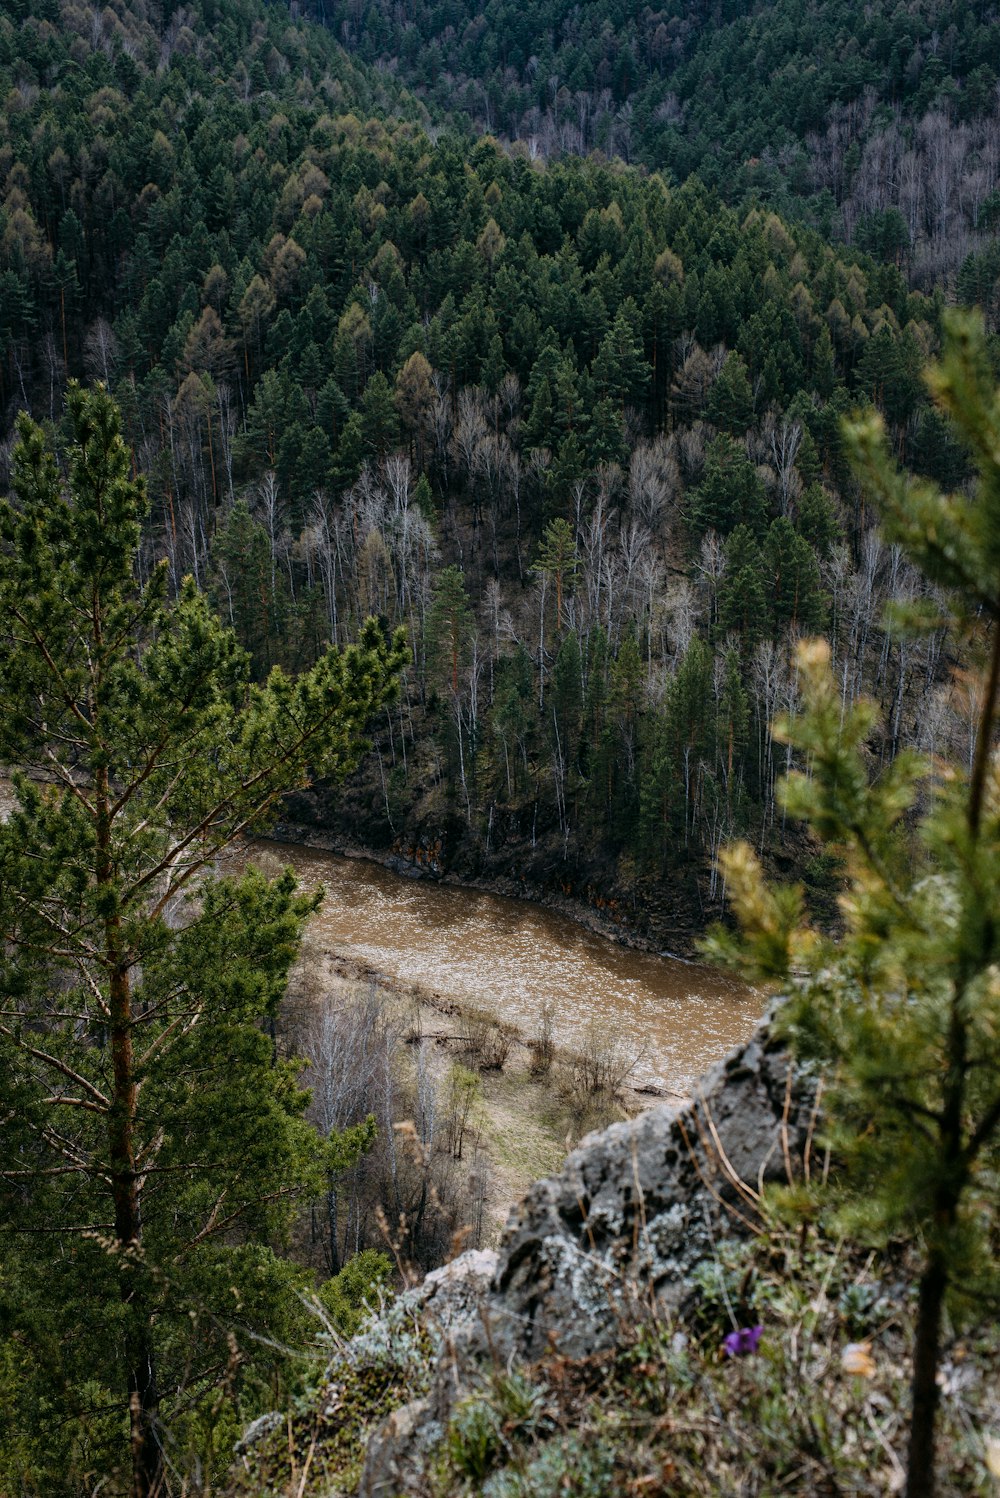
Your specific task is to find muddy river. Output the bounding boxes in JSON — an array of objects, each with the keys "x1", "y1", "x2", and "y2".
[
  {"x1": 0, "y1": 779, "x2": 763, "y2": 1092},
  {"x1": 255, "y1": 837, "x2": 763, "y2": 1093}
]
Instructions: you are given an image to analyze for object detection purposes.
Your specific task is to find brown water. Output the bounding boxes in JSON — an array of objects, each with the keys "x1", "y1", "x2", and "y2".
[
  {"x1": 0, "y1": 781, "x2": 762, "y2": 1092},
  {"x1": 253, "y1": 838, "x2": 763, "y2": 1093}
]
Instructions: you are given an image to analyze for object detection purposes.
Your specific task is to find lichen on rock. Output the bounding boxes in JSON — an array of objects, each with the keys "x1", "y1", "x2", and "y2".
[{"x1": 350, "y1": 1014, "x2": 817, "y2": 1494}]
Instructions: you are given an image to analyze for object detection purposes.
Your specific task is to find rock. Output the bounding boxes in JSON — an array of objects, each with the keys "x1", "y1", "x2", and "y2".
[
  {"x1": 357, "y1": 1250, "x2": 498, "y2": 1497},
  {"x1": 415, "y1": 1247, "x2": 500, "y2": 1335},
  {"x1": 357, "y1": 1016, "x2": 816, "y2": 1493},
  {"x1": 357, "y1": 1397, "x2": 433, "y2": 1498},
  {"x1": 234, "y1": 1410, "x2": 283, "y2": 1456},
  {"x1": 490, "y1": 1022, "x2": 813, "y2": 1359}
]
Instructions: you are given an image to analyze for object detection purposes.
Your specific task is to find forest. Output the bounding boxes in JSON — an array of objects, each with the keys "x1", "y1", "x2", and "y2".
[
  {"x1": 1, "y1": 0, "x2": 999, "y2": 1493},
  {"x1": 1, "y1": 0, "x2": 988, "y2": 943},
  {"x1": 306, "y1": 0, "x2": 1000, "y2": 285}
]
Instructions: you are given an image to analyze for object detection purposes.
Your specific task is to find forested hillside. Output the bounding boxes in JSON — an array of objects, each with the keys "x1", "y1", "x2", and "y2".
[
  {"x1": 2, "y1": 3, "x2": 1000, "y2": 1496},
  {"x1": 304, "y1": 0, "x2": 1000, "y2": 285},
  {"x1": 0, "y1": 0, "x2": 986, "y2": 938}
]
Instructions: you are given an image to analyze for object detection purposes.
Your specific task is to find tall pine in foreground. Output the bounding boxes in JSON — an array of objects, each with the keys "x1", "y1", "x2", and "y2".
[
  {"x1": 708, "y1": 309, "x2": 1000, "y2": 1498},
  {"x1": 0, "y1": 386, "x2": 407, "y2": 1497}
]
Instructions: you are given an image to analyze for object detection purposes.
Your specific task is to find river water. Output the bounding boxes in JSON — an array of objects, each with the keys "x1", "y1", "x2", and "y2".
[
  {"x1": 256, "y1": 837, "x2": 763, "y2": 1093},
  {"x1": 0, "y1": 779, "x2": 763, "y2": 1093}
]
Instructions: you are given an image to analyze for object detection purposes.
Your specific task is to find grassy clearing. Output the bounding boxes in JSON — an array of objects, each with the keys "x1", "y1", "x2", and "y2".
[
  {"x1": 294, "y1": 940, "x2": 642, "y2": 1243},
  {"x1": 476, "y1": 1067, "x2": 574, "y2": 1220}
]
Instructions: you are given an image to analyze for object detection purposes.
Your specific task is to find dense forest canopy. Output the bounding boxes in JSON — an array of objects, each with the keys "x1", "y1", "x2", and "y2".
[
  {"x1": 299, "y1": 0, "x2": 1000, "y2": 284},
  {"x1": 0, "y1": 0, "x2": 988, "y2": 937}
]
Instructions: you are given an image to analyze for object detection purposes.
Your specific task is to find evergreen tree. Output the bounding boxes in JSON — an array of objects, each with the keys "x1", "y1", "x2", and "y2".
[
  {"x1": 394, "y1": 349, "x2": 436, "y2": 464},
  {"x1": 360, "y1": 369, "x2": 401, "y2": 459},
  {"x1": 707, "y1": 350, "x2": 754, "y2": 434},
  {"x1": 534, "y1": 516, "x2": 578, "y2": 630},
  {"x1": 708, "y1": 311, "x2": 1000, "y2": 1498},
  {"x1": 795, "y1": 481, "x2": 841, "y2": 557},
  {"x1": 592, "y1": 305, "x2": 649, "y2": 416},
  {"x1": 718, "y1": 525, "x2": 769, "y2": 647},
  {"x1": 210, "y1": 498, "x2": 287, "y2": 674},
  {"x1": 426, "y1": 564, "x2": 473, "y2": 695},
  {"x1": 640, "y1": 635, "x2": 714, "y2": 861},
  {"x1": 765, "y1": 516, "x2": 827, "y2": 633},
  {"x1": 0, "y1": 386, "x2": 406, "y2": 1498},
  {"x1": 688, "y1": 434, "x2": 769, "y2": 540},
  {"x1": 909, "y1": 405, "x2": 971, "y2": 491}
]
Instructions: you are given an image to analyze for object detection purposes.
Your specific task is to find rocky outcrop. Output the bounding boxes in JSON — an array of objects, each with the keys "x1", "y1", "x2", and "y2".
[
  {"x1": 356, "y1": 1014, "x2": 816, "y2": 1495},
  {"x1": 357, "y1": 1252, "x2": 499, "y2": 1498},
  {"x1": 490, "y1": 1017, "x2": 811, "y2": 1358}
]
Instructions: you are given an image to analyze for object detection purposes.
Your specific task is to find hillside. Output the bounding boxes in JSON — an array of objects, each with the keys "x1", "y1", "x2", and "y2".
[
  {"x1": 1, "y1": 3, "x2": 999, "y2": 1496},
  {"x1": 0, "y1": 0, "x2": 981, "y2": 942},
  {"x1": 298, "y1": 0, "x2": 1000, "y2": 286}
]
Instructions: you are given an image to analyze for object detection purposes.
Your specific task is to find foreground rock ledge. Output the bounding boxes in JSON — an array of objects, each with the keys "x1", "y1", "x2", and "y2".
[
  {"x1": 497, "y1": 1016, "x2": 815, "y2": 1351},
  {"x1": 350, "y1": 1014, "x2": 816, "y2": 1496},
  {"x1": 354, "y1": 1012, "x2": 814, "y2": 1492}
]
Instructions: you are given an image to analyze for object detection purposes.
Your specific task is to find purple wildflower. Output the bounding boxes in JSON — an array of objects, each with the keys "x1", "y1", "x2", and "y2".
[{"x1": 722, "y1": 1325, "x2": 764, "y2": 1358}]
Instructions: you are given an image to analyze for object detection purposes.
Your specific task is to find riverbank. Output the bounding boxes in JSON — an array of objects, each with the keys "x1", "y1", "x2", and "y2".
[
  {"x1": 270, "y1": 814, "x2": 703, "y2": 961},
  {"x1": 253, "y1": 820, "x2": 764, "y2": 1100},
  {"x1": 280, "y1": 932, "x2": 682, "y2": 1246},
  {"x1": 316, "y1": 942, "x2": 692, "y2": 1103}
]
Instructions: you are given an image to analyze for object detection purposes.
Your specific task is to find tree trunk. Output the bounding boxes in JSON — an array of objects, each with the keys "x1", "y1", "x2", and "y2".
[
  {"x1": 327, "y1": 1179, "x2": 341, "y2": 1275},
  {"x1": 110, "y1": 959, "x2": 162, "y2": 1498},
  {"x1": 905, "y1": 1254, "x2": 946, "y2": 1498},
  {"x1": 99, "y1": 765, "x2": 161, "y2": 1498}
]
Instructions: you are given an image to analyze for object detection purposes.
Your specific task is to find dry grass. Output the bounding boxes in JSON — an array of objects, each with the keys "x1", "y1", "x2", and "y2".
[{"x1": 441, "y1": 1226, "x2": 1000, "y2": 1497}]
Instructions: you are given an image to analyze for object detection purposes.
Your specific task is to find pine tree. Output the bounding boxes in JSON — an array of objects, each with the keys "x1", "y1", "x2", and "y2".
[
  {"x1": 718, "y1": 524, "x2": 768, "y2": 647},
  {"x1": 426, "y1": 563, "x2": 473, "y2": 695},
  {"x1": 0, "y1": 386, "x2": 407, "y2": 1497},
  {"x1": 764, "y1": 516, "x2": 827, "y2": 633},
  {"x1": 592, "y1": 306, "x2": 649, "y2": 417},
  {"x1": 360, "y1": 369, "x2": 401, "y2": 459},
  {"x1": 708, "y1": 351, "x2": 753, "y2": 433},
  {"x1": 210, "y1": 498, "x2": 286, "y2": 674},
  {"x1": 688, "y1": 434, "x2": 769, "y2": 540},
  {"x1": 394, "y1": 350, "x2": 436, "y2": 464},
  {"x1": 534, "y1": 517, "x2": 578, "y2": 631},
  {"x1": 795, "y1": 481, "x2": 841, "y2": 557},
  {"x1": 707, "y1": 311, "x2": 1000, "y2": 1498}
]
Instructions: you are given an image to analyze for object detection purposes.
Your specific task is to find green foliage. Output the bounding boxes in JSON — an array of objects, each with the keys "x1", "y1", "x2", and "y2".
[
  {"x1": 448, "y1": 1398, "x2": 504, "y2": 1482},
  {"x1": 534, "y1": 517, "x2": 578, "y2": 630},
  {"x1": 481, "y1": 1434, "x2": 616, "y2": 1498},
  {"x1": 0, "y1": 0, "x2": 954, "y2": 934},
  {"x1": 316, "y1": 1250, "x2": 393, "y2": 1336},
  {"x1": 765, "y1": 516, "x2": 827, "y2": 632},
  {"x1": 707, "y1": 351, "x2": 755, "y2": 434},
  {"x1": 706, "y1": 309, "x2": 1000, "y2": 1497},
  {"x1": 688, "y1": 434, "x2": 769, "y2": 539},
  {"x1": 426, "y1": 564, "x2": 473, "y2": 694},
  {"x1": 795, "y1": 482, "x2": 841, "y2": 557},
  {"x1": 223, "y1": 1221, "x2": 1000, "y2": 1497},
  {"x1": 0, "y1": 386, "x2": 406, "y2": 1495},
  {"x1": 314, "y1": 0, "x2": 1000, "y2": 224},
  {"x1": 717, "y1": 525, "x2": 768, "y2": 646},
  {"x1": 448, "y1": 1372, "x2": 549, "y2": 1487}
]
